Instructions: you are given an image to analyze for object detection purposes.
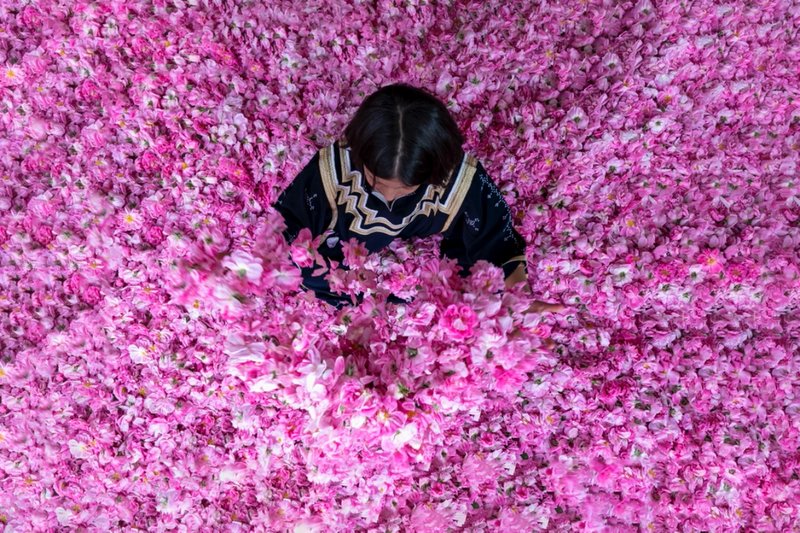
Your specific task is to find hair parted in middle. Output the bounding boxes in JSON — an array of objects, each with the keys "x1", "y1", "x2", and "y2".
[{"x1": 342, "y1": 83, "x2": 465, "y2": 188}]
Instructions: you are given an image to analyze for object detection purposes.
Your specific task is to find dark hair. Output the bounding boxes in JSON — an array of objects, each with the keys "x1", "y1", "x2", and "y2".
[{"x1": 342, "y1": 83, "x2": 464, "y2": 187}]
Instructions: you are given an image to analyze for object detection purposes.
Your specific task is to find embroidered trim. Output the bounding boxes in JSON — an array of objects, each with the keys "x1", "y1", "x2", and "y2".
[
  {"x1": 318, "y1": 145, "x2": 339, "y2": 232},
  {"x1": 317, "y1": 142, "x2": 478, "y2": 236},
  {"x1": 502, "y1": 255, "x2": 527, "y2": 266},
  {"x1": 441, "y1": 162, "x2": 475, "y2": 233}
]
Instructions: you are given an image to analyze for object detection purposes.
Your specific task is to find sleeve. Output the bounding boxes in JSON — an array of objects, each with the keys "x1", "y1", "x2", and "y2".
[
  {"x1": 440, "y1": 162, "x2": 528, "y2": 278},
  {"x1": 273, "y1": 150, "x2": 352, "y2": 307},
  {"x1": 272, "y1": 150, "x2": 333, "y2": 244}
]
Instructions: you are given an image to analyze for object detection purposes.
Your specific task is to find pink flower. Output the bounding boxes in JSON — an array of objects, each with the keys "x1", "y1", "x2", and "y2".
[
  {"x1": 143, "y1": 224, "x2": 165, "y2": 245},
  {"x1": 652, "y1": 260, "x2": 687, "y2": 282},
  {"x1": 493, "y1": 365, "x2": 528, "y2": 393},
  {"x1": 136, "y1": 150, "x2": 162, "y2": 173},
  {"x1": 289, "y1": 229, "x2": 316, "y2": 268},
  {"x1": 439, "y1": 304, "x2": 478, "y2": 340},
  {"x1": 19, "y1": 6, "x2": 43, "y2": 28},
  {"x1": 461, "y1": 453, "x2": 504, "y2": 491},
  {"x1": 3, "y1": 9, "x2": 793, "y2": 531},
  {"x1": 598, "y1": 378, "x2": 634, "y2": 402},
  {"x1": 219, "y1": 156, "x2": 253, "y2": 187},
  {"x1": 65, "y1": 272, "x2": 88, "y2": 295},
  {"x1": 24, "y1": 321, "x2": 46, "y2": 342},
  {"x1": 409, "y1": 504, "x2": 453, "y2": 531},
  {"x1": 28, "y1": 194, "x2": 57, "y2": 218},
  {"x1": 77, "y1": 79, "x2": 104, "y2": 101},
  {"x1": 341, "y1": 238, "x2": 369, "y2": 269},
  {"x1": 727, "y1": 260, "x2": 759, "y2": 282},
  {"x1": 33, "y1": 225, "x2": 54, "y2": 245},
  {"x1": 697, "y1": 250, "x2": 724, "y2": 273},
  {"x1": 81, "y1": 285, "x2": 102, "y2": 305}
]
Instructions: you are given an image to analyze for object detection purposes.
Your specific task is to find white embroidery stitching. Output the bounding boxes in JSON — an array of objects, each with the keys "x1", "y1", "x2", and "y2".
[
  {"x1": 477, "y1": 169, "x2": 517, "y2": 242},
  {"x1": 305, "y1": 192, "x2": 318, "y2": 212},
  {"x1": 464, "y1": 211, "x2": 480, "y2": 231}
]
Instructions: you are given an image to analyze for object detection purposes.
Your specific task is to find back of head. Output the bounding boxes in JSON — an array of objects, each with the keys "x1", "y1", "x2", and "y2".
[{"x1": 343, "y1": 83, "x2": 465, "y2": 187}]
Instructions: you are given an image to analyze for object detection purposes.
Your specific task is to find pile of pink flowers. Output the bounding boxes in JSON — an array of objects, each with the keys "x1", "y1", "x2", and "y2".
[{"x1": 1, "y1": 0, "x2": 799, "y2": 530}]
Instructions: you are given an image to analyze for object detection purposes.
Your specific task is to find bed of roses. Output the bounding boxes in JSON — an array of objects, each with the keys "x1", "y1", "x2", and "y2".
[{"x1": 1, "y1": 0, "x2": 799, "y2": 531}]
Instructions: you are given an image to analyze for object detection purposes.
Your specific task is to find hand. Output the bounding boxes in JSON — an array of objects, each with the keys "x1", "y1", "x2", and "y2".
[
  {"x1": 504, "y1": 264, "x2": 527, "y2": 289},
  {"x1": 528, "y1": 300, "x2": 566, "y2": 314}
]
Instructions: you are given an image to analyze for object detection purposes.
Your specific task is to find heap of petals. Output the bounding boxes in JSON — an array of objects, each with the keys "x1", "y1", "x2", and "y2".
[{"x1": 0, "y1": 0, "x2": 798, "y2": 530}]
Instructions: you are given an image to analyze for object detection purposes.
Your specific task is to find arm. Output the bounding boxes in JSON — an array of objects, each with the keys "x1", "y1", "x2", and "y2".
[
  {"x1": 272, "y1": 150, "x2": 332, "y2": 243},
  {"x1": 273, "y1": 150, "x2": 356, "y2": 307},
  {"x1": 505, "y1": 263, "x2": 527, "y2": 289},
  {"x1": 440, "y1": 162, "x2": 565, "y2": 316},
  {"x1": 440, "y1": 161, "x2": 529, "y2": 284}
]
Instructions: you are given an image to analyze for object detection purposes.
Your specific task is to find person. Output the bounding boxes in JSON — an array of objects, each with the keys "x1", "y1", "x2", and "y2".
[{"x1": 273, "y1": 83, "x2": 563, "y2": 316}]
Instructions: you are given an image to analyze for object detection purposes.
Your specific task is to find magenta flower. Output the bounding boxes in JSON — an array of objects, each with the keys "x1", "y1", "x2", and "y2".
[
  {"x1": 143, "y1": 224, "x2": 165, "y2": 245},
  {"x1": 697, "y1": 250, "x2": 724, "y2": 274},
  {"x1": 32, "y1": 225, "x2": 54, "y2": 246},
  {"x1": 439, "y1": 304, "x2": 478, "y2": 340},
  {"x1": 598, "y1": 378, "x2": 634, "y2": 403}
]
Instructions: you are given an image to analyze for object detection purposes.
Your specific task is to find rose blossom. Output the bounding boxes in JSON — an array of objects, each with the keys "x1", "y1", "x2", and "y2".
[{"x1": 439, "y1": 304, "x2": 479, "y2": 340}]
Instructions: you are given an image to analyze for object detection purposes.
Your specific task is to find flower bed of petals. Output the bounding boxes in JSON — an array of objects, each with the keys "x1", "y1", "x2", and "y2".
[{"x1": 1, "y1": 0, "x2": 799, "y2": 531}]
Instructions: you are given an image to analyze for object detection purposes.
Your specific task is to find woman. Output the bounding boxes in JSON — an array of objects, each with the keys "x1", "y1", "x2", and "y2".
[{"x1": 274, "y1": 82, "x2": 562, "y2": 314}]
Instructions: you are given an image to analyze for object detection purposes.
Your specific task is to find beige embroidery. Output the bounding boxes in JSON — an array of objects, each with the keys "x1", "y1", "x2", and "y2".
[
  {"x1": 318, "y1": 144, "x2": 340, "y2": 232},
  {"x1": 502, "y1": 255, "x2": 527, "y2": 266},
  {"x1": 317, "y1": 142, "x2": 477, "y2": 237}
]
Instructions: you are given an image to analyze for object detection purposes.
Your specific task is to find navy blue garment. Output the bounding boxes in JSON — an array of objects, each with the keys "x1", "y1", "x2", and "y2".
[{"x1": 273, "y1": 138, "x2": 527, "y2": 307}]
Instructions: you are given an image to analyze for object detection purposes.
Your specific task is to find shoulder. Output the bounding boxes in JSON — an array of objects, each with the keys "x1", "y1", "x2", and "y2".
[
  {"x1": 466, "y1": 158, "x2": 506, "y2": 197},
  {"x1": 311, "y1": 140, "x2": 346, "y2": 187},
  {"x1": 435, "y1": 151, "x2": 482, "y2": 232},
  {"x1": 449, "y1": 154, "x2": 494, "y2": 201},
  {"x1": 440, "y1": 150, "x2": 480, "y2": 193}
]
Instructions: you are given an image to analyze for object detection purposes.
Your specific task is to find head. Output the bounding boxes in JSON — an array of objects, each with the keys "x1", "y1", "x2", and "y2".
[{"x1": 343, "y1": 83, "x2": 465, "y2": 196}]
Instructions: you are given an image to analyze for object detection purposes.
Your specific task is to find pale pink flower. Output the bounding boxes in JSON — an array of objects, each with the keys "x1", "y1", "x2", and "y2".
[{"x1": 222, "y1": 249, "x2": 264, "y2": 282}]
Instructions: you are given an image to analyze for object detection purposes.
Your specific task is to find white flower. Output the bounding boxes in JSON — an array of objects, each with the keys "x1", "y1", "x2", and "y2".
[
  {"x1": 565, "y1": 106, "x2": 588, "y2": 128},
  {"x1": 293, "y1": 523, "x2": 323, "y2": 533},
  {"x1": 232, "y1": 404, "x2": 260, "y2": 432},
  {"x1": 156, "y1": 490, "x2": 187, "y2": 515},
  {"x1": 304, "y1": 371, "x2": 327, "y2": 401},
  {"x1": 717, "y1": 107, "x2": 735, "y2": 124},
  {"x1": 609, "y1": 265, "x2": 634, "y2": 286},
  {"x1": 329, "y1": 324, "x2": 348, "y2": 335},
  {"x1": 557, "y1": 260, "x2": 581, "y2": 275},
  {"x1": 212, "y1": 283, "x2": 243, "y2": 313},
  {"x1": 222, "y1": 249, "x2": 263, "y2": 282},
  {"x1": 602, "y1": 52, "x2": 622, "y2": 70},
  {"x1": 68, "y1": 439, "x2": 90, "y2": 459},
  {"x1": 3, "y1": 66, "x2": 25, "y2": 86},
  {"x1": 148, "y1": 421, "x2": 170, "y2": 437},
  {"x1": 606, "y1": 158, "x2": 625, "y2": 173},
  {"x1": 647, "y1": 116, "x2": 670, "y2": 134},
  {"x1": 128, "y1": 345, "x2": 149, "y2": 364},
  {"x1": 118, "y1": 268, "x2": 144, "y2": 284},
  {"x1": 722, "y1": 329, "x2": 751, "y2": 349},
  {"x1": 652, "y1": 330, "x2": 680, "y2": 348},
  {"x1": 248, "y1": 374, "x2": 280, "y2": 393},
  {"x1": 688, "y1": 264, "x2": 706, "y2": 283},
  {"x1": 219, "y1": 462, "x2": 247, "y2": 484},
  {"x1": 392, "y1": 423, "x2": 419, "y2": 448},
  {"x1": 144, "y1": 397, "x2": 175, "y2": 416},
  {"x1": 55, "y1": 507, "x2": 74, "y2": 526},
  {"x1": 120, "y1": 209, "x2": 143, "y2": 230}
]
